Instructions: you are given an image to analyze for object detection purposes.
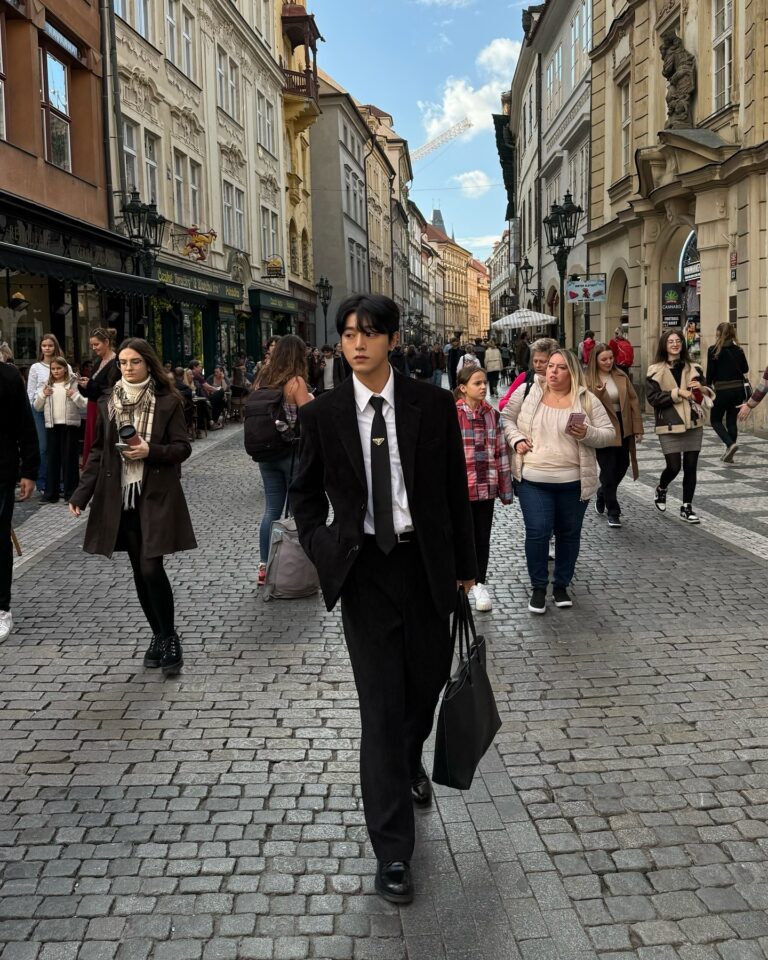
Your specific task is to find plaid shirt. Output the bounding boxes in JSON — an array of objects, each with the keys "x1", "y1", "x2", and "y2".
[{"x1": 456, "y1": 399, "x2": 513, "y2": 504}]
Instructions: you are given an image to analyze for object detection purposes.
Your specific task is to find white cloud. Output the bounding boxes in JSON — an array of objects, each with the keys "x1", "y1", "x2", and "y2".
[
  {"x1": 416, "y1": 0, "x2": 473, "y2": 7},
  {"x1": 457, "y1": 235, "x2": 499, "y2": 253},
  {"x1": 418, "y1": 37, "x2": 521, "y2": 141},
  {"x1": 428, "y1": 31, "x2": 453, "y2": 53},
  {"x1": 451, "y1": 170, "x2": 493, "y2": 198}
]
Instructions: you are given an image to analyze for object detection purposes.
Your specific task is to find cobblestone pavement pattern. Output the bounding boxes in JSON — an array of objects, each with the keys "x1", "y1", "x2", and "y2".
[{"x1": 2, "y1": 420, "x2": 768, "y2": 960}]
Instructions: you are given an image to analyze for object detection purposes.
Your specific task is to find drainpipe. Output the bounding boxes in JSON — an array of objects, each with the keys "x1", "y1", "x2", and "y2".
[
  {"x1": 107, "y1": 0, "x2": 128, "y2": 207},
  {"x1": 388, "y1": 171, "x2": 396, "y2": 301},
  {"x1": 100, "y1": 0, "x2": 116, "y2": 230},
  {"x1": 536, "y1": 51, "x2": 543, "y2": 309},
  {"x1": 363, "y1": 131, "x2": 376, "y2": 292}
]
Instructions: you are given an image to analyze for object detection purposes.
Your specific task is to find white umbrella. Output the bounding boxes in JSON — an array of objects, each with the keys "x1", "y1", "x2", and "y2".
[{"x1": 492, "y1": 308, "x2": 555, "y2": 331}]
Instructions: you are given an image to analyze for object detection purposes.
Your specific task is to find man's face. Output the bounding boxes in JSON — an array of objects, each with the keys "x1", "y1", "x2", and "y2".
[
  {"x1": 532, "y1": 351, "x2": 550, "y2": 376},
  {"x1": 341, "y1": 314, "x2": 395, "y2": 376},
  {"x1": 322, "y1": 350, "x2": 332, "y2": 360}
]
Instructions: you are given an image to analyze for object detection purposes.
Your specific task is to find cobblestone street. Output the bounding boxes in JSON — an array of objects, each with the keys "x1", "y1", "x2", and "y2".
[{"x1": 3, "y1": 421, "x2": 768, "y2": 960}]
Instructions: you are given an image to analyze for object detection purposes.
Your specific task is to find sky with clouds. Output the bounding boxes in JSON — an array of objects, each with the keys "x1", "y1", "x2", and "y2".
[{"x1": 315, "y1": 0, "x2": 524, "y2": 261}]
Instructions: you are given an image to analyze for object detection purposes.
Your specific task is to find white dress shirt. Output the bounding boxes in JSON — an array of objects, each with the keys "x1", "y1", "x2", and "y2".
[{"x1": 352, "y1": 367, "x2": 413, "y2": 535}]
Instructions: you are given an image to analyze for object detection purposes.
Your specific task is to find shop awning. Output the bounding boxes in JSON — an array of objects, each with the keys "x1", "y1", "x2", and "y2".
[
  {"x1": 92, "y1": 267, "x2": 159, "y2": 298},
  {"x1": 0, "y1": 241, "x2": 91, "y2": 284}
]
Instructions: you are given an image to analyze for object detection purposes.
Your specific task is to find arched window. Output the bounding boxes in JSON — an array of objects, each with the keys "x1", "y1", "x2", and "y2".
[
  {"x1": 301, "y1": 229, "x2": 310, "y2": 280},
  {"x1": 289, "y1": 220, "x2": 299, "y2": 275}
]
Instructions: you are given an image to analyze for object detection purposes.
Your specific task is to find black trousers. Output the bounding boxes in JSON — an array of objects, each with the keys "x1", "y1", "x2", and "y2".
[
  {"x1": 46, "y1": 425, "x2": 80, "y2": 501},
  {"x1": 340, "y1": 538, "x2": 453, "y2": 862},
  {"x1": 487, "y1": 371, "x2": 500, "y2": 396},
  {"x1": 710, "y1": 386, "x2": 742, "y2": 448},
  {"x1": 596, "y1": 438, "x2": 631, "y2": 517},
  {"x1": 118, "y1": 509, "x2": 175, "y2": 639},
  {"x1": 470, "y1": 499, "x2": 495, "y2": 583},
  {"x1": 0, "y1": 482, "x2": 16, "y2": 611}
]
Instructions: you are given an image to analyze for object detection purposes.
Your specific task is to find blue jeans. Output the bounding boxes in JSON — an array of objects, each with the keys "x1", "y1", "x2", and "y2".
[
  {"x1": 432, "y1": 369, "x2": 444, "y2": 388},
  {"x1": 32, "y1": 406, "x2": 47, "y2": 491},
  {"x1": 258, "y1": 454, "x2": 295, "y2": 562},
  {"x1": 516, "y1": 479, "x2": 588, "y2": 589}
]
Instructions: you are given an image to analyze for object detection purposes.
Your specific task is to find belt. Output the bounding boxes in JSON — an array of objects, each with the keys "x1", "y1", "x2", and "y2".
[{"x1": 364, "y1": 530, "x2": 416, "y2": 544}]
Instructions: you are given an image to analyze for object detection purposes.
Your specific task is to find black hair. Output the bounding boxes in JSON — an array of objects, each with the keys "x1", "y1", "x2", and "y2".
[
  {"x1": 585, "y1": 330, "x2": 595, "y2": 339},
  {"x1": 655, "y1": 328, "x2": 691, "y2": 365},
  {"x1": 321, "y1": 344, "x2": 333, "y2": 353},
  {"x1": 335, "y1": 294, "x2": 400, "y2": 339}
]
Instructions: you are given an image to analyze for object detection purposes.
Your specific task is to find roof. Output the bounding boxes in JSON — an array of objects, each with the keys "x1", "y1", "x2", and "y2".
[
  {"x1": 470, "y1": 259, "x2": 489, "y2": 275},
  {"x1": 425, "y1": 223, "x2": 450, "y2": 244}
]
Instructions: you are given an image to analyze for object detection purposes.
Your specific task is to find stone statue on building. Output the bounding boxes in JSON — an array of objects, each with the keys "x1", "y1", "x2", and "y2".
[{"x1": 661, "y1": 34, "x2": 696, "y2": 129}]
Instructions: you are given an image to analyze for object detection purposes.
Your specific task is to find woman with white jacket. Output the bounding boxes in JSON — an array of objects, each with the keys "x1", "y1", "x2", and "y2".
[
  {"x1": 501, "y1": 349, "x2": 615, "y2": 614},
  {"x1": 27, "y1": 333, "x2": 65, "y2": 495},
  {"x1": 33, "y1": 357, "x2": 87, "y2": 503}
]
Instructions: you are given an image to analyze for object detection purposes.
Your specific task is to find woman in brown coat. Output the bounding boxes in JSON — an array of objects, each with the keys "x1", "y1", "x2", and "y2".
[
  {"x1": 69, "y1": 338, "x2": 196, "y2": 676},
  {"x1": 586, "y1": 342, "x2": 644, "y2": 528}
]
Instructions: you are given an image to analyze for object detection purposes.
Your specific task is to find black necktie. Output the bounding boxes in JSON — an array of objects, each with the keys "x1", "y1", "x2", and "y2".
[{"x1": 369, "y1": 396, "x2": 396, "y2": 555}]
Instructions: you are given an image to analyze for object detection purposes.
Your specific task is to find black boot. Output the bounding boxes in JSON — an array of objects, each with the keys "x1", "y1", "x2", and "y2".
[
  {"x1": 160, "y1": 633, "x2": 184, "y2": 677},
  {"x1": 143, "y1": 634, "x2": 163, "y2": 669}
]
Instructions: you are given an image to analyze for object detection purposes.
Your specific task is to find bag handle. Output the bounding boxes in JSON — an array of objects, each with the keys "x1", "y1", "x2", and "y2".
[
  {"x1": 454, "y1": 586, "x2": 473, "y2": 677},
  {"x1": 282, "y1": 447, "x2": 298, "y2": 520}
]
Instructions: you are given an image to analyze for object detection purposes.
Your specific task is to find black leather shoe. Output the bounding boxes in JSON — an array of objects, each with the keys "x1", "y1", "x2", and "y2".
[
  {"x1": 411, "y1": 764, "x2": 432, "y2": 807},
  {"x1": 160, "y1": 633, "x2": 184, "y2": 677},
  {"x1": 375, "y1": 860, "x2": 413, "y2": 904},
  {"x1": 143, "y1": 634, "x2": 162, "y2": 669}
]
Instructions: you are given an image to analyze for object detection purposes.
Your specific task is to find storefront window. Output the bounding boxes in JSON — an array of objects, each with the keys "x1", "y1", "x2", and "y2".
[{"x1": 1, "y1": 273, "x2": 51, "y2": 370}]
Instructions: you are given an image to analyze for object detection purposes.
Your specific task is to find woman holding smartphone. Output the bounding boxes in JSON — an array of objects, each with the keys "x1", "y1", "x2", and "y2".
[
  {"x1": 69, "y1": 338, "x2": 196, "y2": 677},
  {"x1": 501, "y1": 350, "x2": 614, "y2": 614},
  {"x1": 646, "y1": 328, "x2": 713, "y2": 524}
]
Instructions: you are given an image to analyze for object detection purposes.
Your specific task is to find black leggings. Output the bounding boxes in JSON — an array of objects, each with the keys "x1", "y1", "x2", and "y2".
[
  {"x1": 120, "y1": 510, "x2": 175, "y2": 638},
  {"x1": 659, "y1": 451, "x2": 699, "y2": 504},
  {"x1": 470, "y1": 499, "x2": 495, "y2": 584}
]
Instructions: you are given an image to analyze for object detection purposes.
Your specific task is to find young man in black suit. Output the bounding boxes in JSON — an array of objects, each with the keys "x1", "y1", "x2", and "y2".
[{"x1": 291, "y1": 294, "x2": 476, "y2": 904}]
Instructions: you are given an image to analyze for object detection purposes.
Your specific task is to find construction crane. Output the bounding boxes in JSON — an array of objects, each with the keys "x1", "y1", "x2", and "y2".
[{"x1": 411, "y1": 118, "x2": 472, "y2": 162}]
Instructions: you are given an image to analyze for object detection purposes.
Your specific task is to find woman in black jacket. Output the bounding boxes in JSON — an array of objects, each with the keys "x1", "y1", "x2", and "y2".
[
  {"x1": 78, "y1": 327, "x2": 119, "y2": 466},
  {"x1": 69, "y1": 338, "x2": 196, "y2": 677},
  {"x1": 706, "y1": 322, "x2": 748, "y2": 462}
]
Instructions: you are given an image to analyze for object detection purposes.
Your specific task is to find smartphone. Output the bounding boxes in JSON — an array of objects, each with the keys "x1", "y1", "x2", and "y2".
[
  {"x1": 566, "y1": 412, "x2": 586, "y2": 432},
  {"x1": 115, "y1": 442, "x2": 129, "y2": 450}
]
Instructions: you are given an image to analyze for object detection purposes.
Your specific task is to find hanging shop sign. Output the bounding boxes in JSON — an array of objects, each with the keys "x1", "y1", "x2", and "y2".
[
  {"x1": 565, "y1": 275, "x2": 607, "y2": 302},
  {"x1": 156, "y1": 265, "x2": 243, "y2": 303},
  {"x1": 265, "y1": 255, "x2": 286, "y2": 278},
  {"x1": 661, "y1": 283, "x2": 685, "y2": 324},
  {"x1": 249, "y1": 289, "x2": 299, "y2": 314}
]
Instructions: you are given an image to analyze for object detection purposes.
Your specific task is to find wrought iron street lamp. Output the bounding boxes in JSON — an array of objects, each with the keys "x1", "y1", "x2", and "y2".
[
  {"x1": 315, "y1": 275, "x2": 333, "y2": 344},
  {"x1": 499, "y1": 292, "x2": 515, "y2": 316},
  {"x1": 519, "y1": 256, "x2": 545, "y2": 304},
  {"x1": 120, "y1": 192, "x2": 168, "y2": 278},
  {"x1": 544, "y1": 191, "x2": 583, "y2": 347}
]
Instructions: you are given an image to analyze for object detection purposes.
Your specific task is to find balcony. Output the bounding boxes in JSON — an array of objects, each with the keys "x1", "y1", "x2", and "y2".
[
  {"x1": 283, "y1": 67, "x2": 319, "y2": 104},
  {"x1": 282, "y1": 67, "x2": 320, "y2": 130}
]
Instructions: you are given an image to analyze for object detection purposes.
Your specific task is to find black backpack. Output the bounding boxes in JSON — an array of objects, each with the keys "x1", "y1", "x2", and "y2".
[{"x1": 243, "y1": 386, "x2": 297, "y2": 462}]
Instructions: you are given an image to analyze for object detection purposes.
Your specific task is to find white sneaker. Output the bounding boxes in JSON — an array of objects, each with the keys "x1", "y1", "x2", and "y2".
[
  {"x1": 473, "y1": 584, "x2": 492, "y2": 612},
  {"x1": 548, "y1": 540, "x2": 556, "y2": 561},
  {"x1": 0, "y1": 610, "x2": 12, "y2": 641}
]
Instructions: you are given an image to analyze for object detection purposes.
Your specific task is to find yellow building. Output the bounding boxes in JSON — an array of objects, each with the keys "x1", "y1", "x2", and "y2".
[
  {"x1": 362, "y1": 126, "x2": 395, "y2": 298},
  {"x1": 426, "y1": 214, "x2": 470, "y2": 338},
  {"x1": 468, "y1": 259, "x2": 491, "y2": 340},
  {"x1": 277, "y1": 3, "x2": 323, "y2": 341},
  {"x1": 587, "y1": 1, "x2": 768, "y2": 412}
]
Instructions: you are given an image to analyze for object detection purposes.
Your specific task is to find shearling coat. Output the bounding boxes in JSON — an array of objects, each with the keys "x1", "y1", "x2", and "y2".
[
  {"x1": 589, "y1": 368, "x2": 644, "y2": 480},
  {"x1": 501, "y1": 377, "x2": 616, "y2": 500},
  {"x1": 645, "y1": 361, "x2": 714, "y2": 435},
  {"x1": 33, "y1": 377, "x2": 87, "y2": 428},
  {"x1": 70, "y1": 388, "x2": 197, "y2": 559}
]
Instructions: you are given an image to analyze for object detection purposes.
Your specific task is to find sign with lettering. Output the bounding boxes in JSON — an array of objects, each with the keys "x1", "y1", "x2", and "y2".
[
  {"x1": 565, "y1": 276, "x2": 606, "y2": 302},
  {"x1": 156, "y1": 266, "x2": 243, "y2": 302},
  {"x1": 249, "y1": 290, "x2": 300, "y2": 313},
  {"x1": 661, "y1": 283, "x2": 684, "y2": 320}
]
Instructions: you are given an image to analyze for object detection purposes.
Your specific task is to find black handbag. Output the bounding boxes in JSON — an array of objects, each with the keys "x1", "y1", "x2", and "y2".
[{"x1": 432, "y1": 588, "x2": 501, "y2": 791}]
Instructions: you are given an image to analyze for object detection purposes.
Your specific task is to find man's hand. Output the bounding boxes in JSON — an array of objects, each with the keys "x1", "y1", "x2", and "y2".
[
  {"x1": 737, "y1": 403, "x2": 752, "y2": 422},
  {"x1": 16, "y1": 479, "x2": 35, "y2": 502}
]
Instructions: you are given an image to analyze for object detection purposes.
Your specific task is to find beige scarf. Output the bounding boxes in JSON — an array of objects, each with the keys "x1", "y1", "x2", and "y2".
[{"x1": 109, "y1": 376, "x2": 156, "y2": 509}]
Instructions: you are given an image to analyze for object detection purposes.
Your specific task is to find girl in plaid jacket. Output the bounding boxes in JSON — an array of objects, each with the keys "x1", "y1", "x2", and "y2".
[{"x1": 454, "y1": 366, "x2": 513, "y2": 613}]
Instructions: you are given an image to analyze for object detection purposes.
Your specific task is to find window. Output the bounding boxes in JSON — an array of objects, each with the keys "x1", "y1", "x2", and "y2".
[
  {"x1": 114, "y1": 0, "x2": 126, "y2": 15},
  {"x1": 301, "y1": 229, "x2": 310, "y2": 280},
  {"x1": 260, "y1": 206, "x2": 279, "y2": 260},
  {"x1": 713, "y1": 0, "x2": 733, "y2": 111},
  {"x1": 123, "y1": 120, "x2": 139, "y2": 190},
  {"x1": 174, "y1": 149, "x2": 186, "y2": 223},
  {"x1": 223, "y1": 181, "x2": 234, "y2": 244},
  {"x1": 262, "y1": 0, "x2": 271, "y2": 46},
  {"x1": 182, "y1": 9, "x2": 194, "y2": 78},
  {"x1": 620, "y1": 80, "x2": 631, "y2": 175},
  {"x1": 190, "y1": 160, "x2": 200, "y2": 223},
  {"x1": 289, "y1": 221, "x2": 299, "y2": 274},
  {"x1": 256, "y1": 92, "x2": 275, "y2": 154},
  {"x1": 0, "y1": 17, "x2": 5, "y2": 141},
  {"x1": 344, "y1": 166, "x2": 352, "y2": 215},
  {"x1": 568, "y1": 154, "x2": 578, "y2": 204},
  {"x1": 216, "y1": 48, "x2": 240, "y2": 120},
  {"x1": 135, "y1": 0, "x2": 150, "y2": 40},
  {"x1": 348, "y1": 239, "x2": 356, "y2": 289},
  {"x1": 144, "y1": 132, "x2": 159, "y2": 202},
  {"x1": 545, "y1": 45, "x2": 562, "y2": 121},
  {"x1": 41, "y1": 50, "x2": 71, "y2": 172},
  {"x1": 166, "y1": 0, "x2": 177, "y2": 64},
  {"x1": 234, "y1": 186, "x2": 245, "y2": 249}
]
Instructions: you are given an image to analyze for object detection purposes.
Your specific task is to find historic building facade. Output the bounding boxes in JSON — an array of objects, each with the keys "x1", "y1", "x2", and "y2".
[
  {"x1": 426, "y1": 211, "x2": 471, "y2": 338},
  {"x1": 467, "y1": 259, "x2": 491, "y2": 341},
  {"x1": 362, "y1": 121, "x2": 395, "y2": 300},
  {"x1": 488, "y1": 228, "x2": 512, "y2": 321},
  {"x1": 587, "y1": 0, "x2": 768, "y2": 407},
  {"x1": 110, "y1": 0, "x2": 291, "y2": 369}
]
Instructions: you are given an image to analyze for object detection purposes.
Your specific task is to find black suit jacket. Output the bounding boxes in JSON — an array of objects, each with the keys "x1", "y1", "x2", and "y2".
[{"x1": 290, "y1": 372, "x2": 476, "y2": 615}]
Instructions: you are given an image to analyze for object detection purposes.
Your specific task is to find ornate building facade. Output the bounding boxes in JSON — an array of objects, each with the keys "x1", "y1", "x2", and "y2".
[
  {"x1": 426, "y1": 211, "x2": 471, "y2": 338},
  {"x1": 587, "y1": 0, "x2": 768, "y2": 407}
]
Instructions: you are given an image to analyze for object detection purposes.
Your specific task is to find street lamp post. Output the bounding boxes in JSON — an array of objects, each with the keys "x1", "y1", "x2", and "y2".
[
  {"x1": 543, "y1": 191, "x2": 583, "y2": 348},
  {"x1": 315, "y1": 275, "x2": 333, "y2": 345},
  {"x1": 119, "y1": 190, "x2": 168, "y2": 341}
]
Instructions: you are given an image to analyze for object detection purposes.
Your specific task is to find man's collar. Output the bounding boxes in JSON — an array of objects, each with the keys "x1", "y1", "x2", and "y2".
[{"x1": 352, "y1": 365, "x2": 394, "y2": 413}]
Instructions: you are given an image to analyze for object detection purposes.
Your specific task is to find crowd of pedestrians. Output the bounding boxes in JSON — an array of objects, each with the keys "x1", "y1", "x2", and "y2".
[{"x1": 4, "y1": 295, "x2": 768, "y2": 908}]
